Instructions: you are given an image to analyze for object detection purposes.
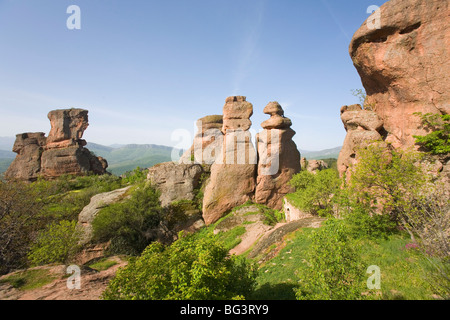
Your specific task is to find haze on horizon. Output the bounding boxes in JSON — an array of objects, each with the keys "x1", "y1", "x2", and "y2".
[{"x1": 0, "y1": 0, "x2": 387, "y2": 151}]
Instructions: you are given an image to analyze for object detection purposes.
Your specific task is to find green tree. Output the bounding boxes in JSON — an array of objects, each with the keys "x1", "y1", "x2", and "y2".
[
  {"x1": 102, "y1": 234, "x2": 258, "y2": 300},
  {"x1": 28, "y1": 220, "x2": 81, "y2": 266},
  {"x1": 295, "y1": 219, "x2": 366, "y2": 300},
  {"x1": 347, "y1": 143, "x2": 430, "y2": 221},
  {"x1": 0, "y1": 181, "x2": 49, "y2": 274},
  {"x1": 288, "y1": 169, "x2": 340, "y2": 216}
]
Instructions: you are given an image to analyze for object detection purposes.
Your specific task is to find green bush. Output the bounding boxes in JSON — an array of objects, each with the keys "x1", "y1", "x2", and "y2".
[
  {"x1": 102, "y1": 234, "x2": 258, "y2": 300},
  {"x1": 413, "y1": 112, "x2": 450, "y2": 155},
  {"x1": 288, "y1": 169, "x2": 340, "y2": 216},
  {"x1": 92, "y1": 183, "x2": 162, "y2": 255},
  {"x1": 295, "y1": 219, "x2": 366, "y2": 300},
  {"x1": 343, "y1": 208, "x2": 397, "y2": 241},
  {"x1": 28, "y1": 220, "x2": 81, "y2": 266}
]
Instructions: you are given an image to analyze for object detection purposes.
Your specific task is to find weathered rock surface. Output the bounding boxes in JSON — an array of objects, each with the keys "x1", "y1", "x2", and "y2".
[
  {"x1": 5, "y1": 108, "x2": 108, "y2": 181},
  {"x1": 4, "y1": 132, "x2": 46, "y2": 181},
  {"x1": 349, "y1": 0, "x2": 449, "y2": 150},
  {"x1": 147, "y1": 162, "x2": 204, "y2": 207},
  {"x1": 337, "y1": 104, "x2": 386, "y2": 177},
  {"x1": 202, "y1": 96, "x2": 257, "y2": 225},
  {"x1": 255, "y1": 102, "x2": 301, "y2": 209},
  {"x1": 339, "y1": 0, "x2": 449, "y2": 180},
  {"x1": 46, "y1": 109, "x2": 89, "y2": 148},
  {"x1": 179, "y1": 115, "x2": 223, "y2": 165},
  {"x1": 303, "y1": 159, "x2": 329, "y2": 173}
]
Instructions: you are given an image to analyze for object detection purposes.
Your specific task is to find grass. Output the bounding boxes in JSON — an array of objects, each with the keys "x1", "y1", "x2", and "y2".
[
  {"x1": 88, "y1": 258, "x2": 118, "y2": 271},
  {"x1": 0, "y1": 269, "x2": 57, "y2": 291},
  {"x1": 216, "y1": 226, "x2": 246, "y2": 251},
  {"x1": 250, "y1": 227, "x2": 439, "y2": 300}
]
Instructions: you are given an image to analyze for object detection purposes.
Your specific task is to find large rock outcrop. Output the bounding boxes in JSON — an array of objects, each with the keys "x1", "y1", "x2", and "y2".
[
  {"x1": 337, "y1": 104, "x2": 386, "y2": 178},
  {"x1": 202, "y1": 96, "x2": 257, "y2": 225},
  {"x1": 5, "y1": 108, "x2": 108, "y2": 181},
  {"x1": 339, "y1": 0, "x2": 449, "y2": 177},
  {"x1": 255, "y1": 102, "x2": 301, "y2": 209}
]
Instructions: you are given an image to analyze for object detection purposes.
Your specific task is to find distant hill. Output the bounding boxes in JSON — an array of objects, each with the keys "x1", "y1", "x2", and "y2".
[
  {"x1": 300, "y1": 146, "x2": 341, "y2": 160},
  {"x1": 0, "y1": 137, "x2": 341, "y2": 177},
  {"x1": 86, "y1": 143, "x2": 182, "y2": 176}
]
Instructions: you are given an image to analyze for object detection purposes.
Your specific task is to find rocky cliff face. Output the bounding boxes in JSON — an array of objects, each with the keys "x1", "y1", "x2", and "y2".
[
  {"x1": 339, "y1": 0, "x2": 449, "y2": 178},
  {"x1": 5, "y1": 109, "x2": 108, "y2": 181}
]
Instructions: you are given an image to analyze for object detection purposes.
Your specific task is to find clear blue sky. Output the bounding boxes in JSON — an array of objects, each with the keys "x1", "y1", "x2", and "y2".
[{"x1": 0, "y1": 0, "x2": 387, "y2": 151}]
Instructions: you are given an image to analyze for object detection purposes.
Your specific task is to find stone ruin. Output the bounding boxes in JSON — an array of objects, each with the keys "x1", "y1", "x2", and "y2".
[{"x1": 5, "y1": 108, "x2": 108, "y2": 181}]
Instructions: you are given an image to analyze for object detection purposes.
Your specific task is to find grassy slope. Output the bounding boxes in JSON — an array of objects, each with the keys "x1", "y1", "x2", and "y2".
[{"x1": 249, "y1": 227, "x2": 435, "y2": 300}]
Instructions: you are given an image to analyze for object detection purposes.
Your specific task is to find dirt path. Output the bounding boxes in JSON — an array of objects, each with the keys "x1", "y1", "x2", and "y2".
[{"x1": 0, "y1": 256, "x2": 127, "y2": 300}]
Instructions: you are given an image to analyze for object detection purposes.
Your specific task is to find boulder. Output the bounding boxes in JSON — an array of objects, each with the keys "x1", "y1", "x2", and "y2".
[
  {"x1": 306, "y1": 159, "x2": 329, "y2": 173},
  {"x1": 77, "y1": 186, "x2": 132, "y2": 245},
  {"x1": 147, "y1": 162, "x2": 204, "y2": 207}
]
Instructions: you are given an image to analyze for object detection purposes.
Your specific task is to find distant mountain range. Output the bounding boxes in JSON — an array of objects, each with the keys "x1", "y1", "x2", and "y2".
[
  {"x1": 86, "y1": 143, "x2": 181, "y2": 176},
  {"x1": 0, "y1": 136, "x2": 342, "y2": 176},
  {"x1": 300, "y1": 146, "x2": 342, "y2": 160}
]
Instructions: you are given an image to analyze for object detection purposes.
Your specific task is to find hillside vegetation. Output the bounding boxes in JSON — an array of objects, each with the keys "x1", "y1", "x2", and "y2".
[{"x1": 0, "y1": 144, "x2": 448, "y2": 300}]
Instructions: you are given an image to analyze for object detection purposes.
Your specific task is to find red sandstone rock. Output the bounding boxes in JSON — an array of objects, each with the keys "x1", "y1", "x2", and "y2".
[
  {"x1": 5, "y1": 108, "x2": 108, "y2": 181},
  {"x1": 255, "y1": 102, "x2": 300, "y2": 209},
  {"x1": 202, "y1": 96, "x2": 257, "y2": 225},
  {"x1": 349, "y1": 0, "x2": 449, "y2": 150},
  {"x1": 4, "y1": 132, "x2": 47, "y2": 181}
]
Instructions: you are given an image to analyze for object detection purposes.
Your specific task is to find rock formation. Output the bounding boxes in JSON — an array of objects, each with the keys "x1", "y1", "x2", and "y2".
[
  {"x1": 337, "y1": 104, "x2": 386, "y2": 178},
  {"x1": 202, "y1": 96, "x2": 257, "y2": 225},
  {"x1": 77, "y1": 186, "x2": 132, "y2": 245},
  {"x1": 255, "y1": 102, "x2": 301, "y2": 209},
  {"x1": 301, "y1": 158, "x2": 329, "y2": 174},
  {"x1": 339, "y1": 0, "x2": 449, "y2": 178},
  {"x1": 179, "y1": 115, "x2": 223, "y2": 165},
  {"x1": 150, "y1": 97, "x2": 303, "y2": 226},
  {"x1": 5, "y1": 108, "x2": 108, "y2": 181},
  {"x1": 147, "y1": 162, "x2": 204, "y2": 207}
]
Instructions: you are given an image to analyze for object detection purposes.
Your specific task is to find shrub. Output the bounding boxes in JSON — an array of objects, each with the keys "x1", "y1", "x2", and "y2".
[
  {"x1": 92, "y1": 183, "x2": 163, "y2": 255},
  {"x1": 28, "y1": 220, "x2": 81, "y2": 266},
  {"x1": 295, "y1": 219, "x2": 366, "y2": 300},
  {"x1": 288, "y1": 169, "x2": 340, "y2": 216},
  {"x1": 0, "y1": 181, "x2": 49, "y2": 274},
  {"x1": 343, "y1": 207, "x2": 397, "y2": 241},
  {"x1": 102, "y1": 234, "x2": 258, "y2": 300},
  {"x1": 413, "y1": 112, "x2": 450, "y2": 155}
]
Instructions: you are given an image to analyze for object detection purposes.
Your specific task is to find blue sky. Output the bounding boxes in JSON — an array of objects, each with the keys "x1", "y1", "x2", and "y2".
[{"x1": 0, "y1": 0, "x2": 387, "y2": 151}]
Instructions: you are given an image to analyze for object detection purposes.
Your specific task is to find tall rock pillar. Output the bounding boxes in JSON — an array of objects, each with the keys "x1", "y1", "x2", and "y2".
[
  {"x1": 255, "y1": 102, "x2": 301, "y2": 209},
  {"x1": 202, "y1": 96, "x2": 257, "y2": 225}
]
